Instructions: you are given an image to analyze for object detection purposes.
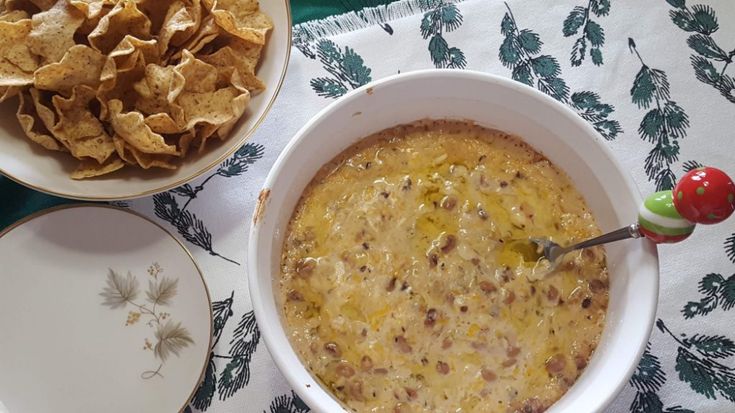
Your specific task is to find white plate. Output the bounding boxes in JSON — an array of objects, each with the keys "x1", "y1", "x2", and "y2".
[
  {"x1": 0, "y1": 1, "x2": 291, "y2": 201},
  {"x1": 0, "y1": 205, "x2": 212, "y2": 413}
]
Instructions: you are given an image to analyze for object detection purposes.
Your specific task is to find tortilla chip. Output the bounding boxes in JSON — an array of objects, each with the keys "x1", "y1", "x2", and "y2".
[
  {"x1": 71, "y1": 155, "x2": 125, "y2": 179},
  {"x1": 158, "y1": 0, "x2": 199, "y2": 54},
  {"x1": 0, "y1": 9, "x2": 29, "y2": 21},
  {"x1": 132, "y1": 63, "x2": 184, "y2": 116},
  {"x1": 109, "y1": 35, "x2": 159, "y2": 71},
  {"x1": 178, "y1": 131, "x2": 196, "y2": 156},
  {"x1": 0, "y1": 85, "x2": 19, "y2": 102},
  {"x1": 134, "y1": 0, "x2": 176, "y2": 33},
  {"x1": 129, "y1": 146, "x2": 178, "y2": 169},
  {"x1": 29, "y1": 87, "x2": 56, "y2": 130},
  {"x1": 28, "y1": 0, "x2": 55, "y2": 10},
  {"x1": 33, "y1": 45, "x2": 106, "y2": 96},
  {"x1": 97, "y1": 49, "x2": 146, "y2": 119},
  {"x1": 199, "y1": 37, "x2": 264, "y2": 94},
  {"x1": 69, "y1": 0, "x2": 111, "y2": 18},
  {"x1": 145, "y1": 112, "x2": 182, "y2": 134},
  {"x1": 170, "y1": 14, "x2": 217, "y2": 60},
  {"x1": 178, "y1": 86, "x2": 248, "y2": 134},
  {"x1": 108, "y1": 99, "x2": 180, "y2": 155},
  {"x1": 28, "y1": 0, "x2": 85, "y2": 64},
  {"x1": 112, "y1": 133, "x2": 177, "y2": 169},
  {"x1": 52, "y1": 85, "x2": 115, "y2": 163},
  {"x1": 0, "y1": 20, "x2": 38, "y2": 87},
  {"x1": 88, "y1": 0, "x2": 151, "y2": 54},
  {"x1": 176, "y1": 50, "x2": 217, "y2": 93},
  {"x1": 205, "y1": 0, "x2": 272, "y2": 45},
  {"x1": 16, "y1": 89, "x2": 64, "y2": 151}
]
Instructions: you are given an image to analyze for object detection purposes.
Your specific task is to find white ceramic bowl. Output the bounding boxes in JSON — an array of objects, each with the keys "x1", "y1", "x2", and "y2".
[
  {"x1": 249, "y1": 70, "x2": 659, "y2": 413},
  {"x1": 0, "y1": 1, "x2": 291, "y2": 201}
]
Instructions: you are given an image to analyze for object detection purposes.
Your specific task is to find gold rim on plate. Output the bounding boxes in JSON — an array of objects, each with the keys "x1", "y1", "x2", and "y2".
[
  {"x1": 0, "y1": 0, "x2": 293, "y2": 201},
  {"x1": 0, "y1": 203, "x2": 215, "y2": 413}
]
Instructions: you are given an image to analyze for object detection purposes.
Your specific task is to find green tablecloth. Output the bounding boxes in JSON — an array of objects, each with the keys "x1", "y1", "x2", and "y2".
[{"x1": 0, "y1": 0, "x2": 395, "y2": 230}]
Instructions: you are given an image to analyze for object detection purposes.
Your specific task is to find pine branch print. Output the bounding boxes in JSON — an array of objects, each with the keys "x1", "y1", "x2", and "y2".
[
  {"x1": 500, "y1": 3, "x2": 622, "y2": 140},
  {"x1": 218, "y1": 310, "x2": 261, "y2": 400},
  {"x1": 682, "y1": 272, "x2": 735, "y2": 318},
  {"x1": 265, "y1": 391, "x2": 310, "y2": 413},
  {"x1": 310, "y1": 39, "x2": 372, "y2": 99},
  {"x1": 629, "y1": 344, "x2": 694, "y2": 413},
  {"x1": 152, "y1": 143, "x2": 264, "y2": 265},
  {"x1": 628, "y1": 38, "x2": 689, "y2": 191},
  {"x1": 418, "y1": 0, "x2": 466, "y2": 69},
  {"x1": 726, "y1": 233, "x2": 735, "y2": 264},
  {"x1": 664, "y1": 0, "x2": 735, "y2": 103},
  {"x1": 657, "y1": 319, "x2": 735, "y2": 402},
  {"x1": 563, "y1": 0, "x2": 611, "y2": 66}
]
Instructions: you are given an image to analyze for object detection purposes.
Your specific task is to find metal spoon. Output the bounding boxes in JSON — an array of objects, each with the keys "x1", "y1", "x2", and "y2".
[
  {"x1": 527, "y1": 224, "x2": 641, "y2": 271},
  {"x1": 513, "y1": 165, "x2": 734, "y2": 274}
]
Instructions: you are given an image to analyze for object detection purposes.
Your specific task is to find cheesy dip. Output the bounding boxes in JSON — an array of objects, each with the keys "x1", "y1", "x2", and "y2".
[{"x1": 279, "y1": 120, "x2": 609, "y2": 413}]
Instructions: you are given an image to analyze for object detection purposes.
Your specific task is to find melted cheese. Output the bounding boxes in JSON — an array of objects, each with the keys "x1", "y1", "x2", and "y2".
[{"x1": 280, "y1": 120, "x2": 609, "y2": 413}]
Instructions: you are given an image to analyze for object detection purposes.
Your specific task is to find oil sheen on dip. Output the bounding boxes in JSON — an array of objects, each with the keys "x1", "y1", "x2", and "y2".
[{"x1": 279, "y1": 120, "x2": 609, "y2": 413}]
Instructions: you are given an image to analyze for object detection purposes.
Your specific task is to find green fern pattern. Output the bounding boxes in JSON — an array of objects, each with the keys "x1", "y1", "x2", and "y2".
[
  {"x1": 310, "y1": 39, "x2": 372, "y2": 99},
  {"x1": 500, "y1": 3, "x2": 622, "y2": 140},
  {"x1": 628, "y1": 38, "x2": 689, "y2": 191},
  {"x1": 563, "y1": 0, "x2": 611, "y2": 66},
  {"x1": 265, "y1": 391, "x2": 311, "y2": 413},
  {"x1": 664, "y1": 0, "x2": 735, "y2": 103},
  {"x1": 629, "y1": 344, "x2": 694, "y2": 413},
  {"x1": 418, "y1": 0, "x2": 467, "y2": 69},
  {"x1": 657, "y1": 319, "x2": 735, "y2": 402},
  {"x1": 187, "y1": 293, "x2": 262, "y2": 411}
]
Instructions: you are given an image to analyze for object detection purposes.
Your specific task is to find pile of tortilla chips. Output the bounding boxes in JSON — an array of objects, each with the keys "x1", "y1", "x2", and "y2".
[{"x1": 0, "y1": 0, "x2": 272, "y2": 179}]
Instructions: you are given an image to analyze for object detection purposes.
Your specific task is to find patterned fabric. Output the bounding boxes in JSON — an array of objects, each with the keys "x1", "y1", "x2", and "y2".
[{"x1": 7, "y1": 0, "x2": 735, "y2": 411}]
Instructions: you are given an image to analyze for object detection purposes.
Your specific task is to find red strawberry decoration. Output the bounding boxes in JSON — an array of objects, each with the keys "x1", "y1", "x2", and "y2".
[{"x1": 672, "y1": 166, "x2": 735, "y2": 225}]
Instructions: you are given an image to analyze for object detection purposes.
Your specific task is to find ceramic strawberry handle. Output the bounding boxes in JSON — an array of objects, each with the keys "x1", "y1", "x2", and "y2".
[{"x1": 637, "y1": 166, "x2": 735, "y2": 244}]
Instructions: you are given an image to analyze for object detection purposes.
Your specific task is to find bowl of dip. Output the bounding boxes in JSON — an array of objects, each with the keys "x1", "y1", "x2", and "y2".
[{"x1": 249, "y1": 69, "x2": 658, "y2": 413}]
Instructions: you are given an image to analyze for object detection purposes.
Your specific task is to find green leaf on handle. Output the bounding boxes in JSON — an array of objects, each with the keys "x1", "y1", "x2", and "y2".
[{"x1": 562, "y1": 6, "x2": 586, "y2": 36}]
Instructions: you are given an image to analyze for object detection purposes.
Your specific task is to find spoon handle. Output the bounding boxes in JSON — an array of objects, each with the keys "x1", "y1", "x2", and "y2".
[{"x1": 566, "y1": 224, "x2": 641, "y2": 253}]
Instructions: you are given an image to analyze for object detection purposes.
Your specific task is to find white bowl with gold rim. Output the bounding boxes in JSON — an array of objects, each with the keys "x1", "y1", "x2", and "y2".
[
  {"x1": 249, "y1": 70, "x2": 658, "y2": 413},
  {"x1": 0, "y1": 1, "x2": 290, "y2": 201}
]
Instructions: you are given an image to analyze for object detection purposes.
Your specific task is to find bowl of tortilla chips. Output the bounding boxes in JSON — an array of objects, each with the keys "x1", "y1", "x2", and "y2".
[{"x1": 0, "y1": 0, "x2": 290, "y2": 200}]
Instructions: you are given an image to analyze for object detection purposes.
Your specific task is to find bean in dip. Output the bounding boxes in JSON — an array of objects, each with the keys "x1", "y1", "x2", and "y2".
[{"x1": 280, "y1": 120, "x2": 608, "y2": 413}]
